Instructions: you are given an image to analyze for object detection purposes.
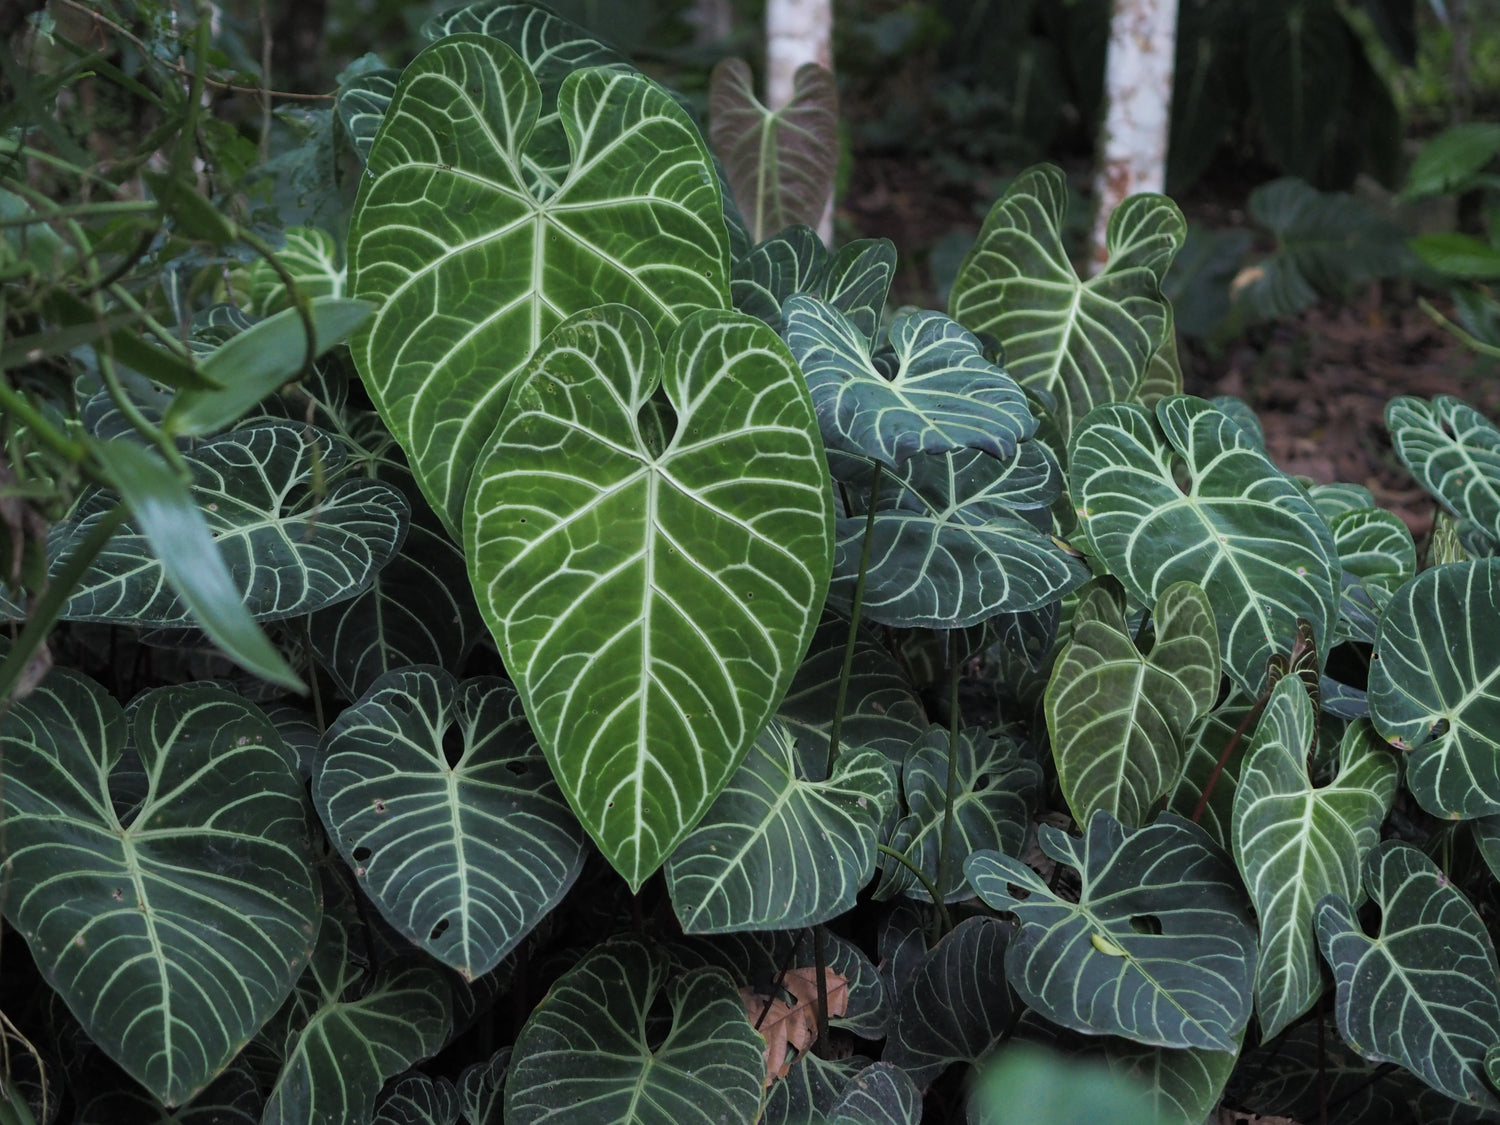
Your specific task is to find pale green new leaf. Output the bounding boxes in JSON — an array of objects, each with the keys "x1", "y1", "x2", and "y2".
[
  {"x1": 876, "y1": 725, "x2": 1042, "y2": 903},
  {"x1": 1317, "y1": 841, "x2": 1500, "y2": 1110},
  {"x1": 966, "y1": 812, "x2": 1257, "y2": 1050},
  {"x1": 883, "y1": 917, "x2": 1019, "y2": 1090},
  {"x1": 58, "y1": 423, "x2": 407, "y2": 626},
  {"x1": 709, "y1": 58, "x2": 837, "y2": 244},
  {"x1": 1232, "y1": 678, "x2": 1398, "y2": 1039},
  {"x1": 505, "y1": 937, "x2": 763, "y2": 1125},
  {"x1": 1387, "y1": 395, "x2": 1500, "y2": 550},
  {"x1": 664, "y1": 720, "x2": 895, "y2": 934},
  {"x1": 350, "y1": 34, "x2": 728, "y2": 533},
  {"x1": 1070, "y1": 395, "x2": 1339, "y2": 694},
  {"x1": 466, "y1": 305, "x2": 832, "y2": 889},
  {"x1": 314, "y1": 667, "x2": 586, "y2": 979},
  {"x1": 1369, "y1": 559, "x2": 1500, "y2": 818},
  {"x1": 949, "y1": 165, "x2": 1184, "y2": 444},
  {"x1": 1047, "y1": 579, "x2": 1219, "y2": 827},
  {"x1": 781, "y1": 296, "x2": 1037, "y2": 466},
  {"x1": 0, "y1": 672, "x2": 319, "y2": 1106},
  {"x1": 249, "y1": 227, "x2": 348, "y2": 315}
]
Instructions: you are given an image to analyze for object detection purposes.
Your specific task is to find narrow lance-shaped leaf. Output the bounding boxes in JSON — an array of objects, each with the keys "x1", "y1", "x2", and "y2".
[
  {"x1": 1317, "y1": 841, "x2": 1500, "y2": 1110},
  {"x1": 505, "y1": 936, "x2": 764, "y2": 1125},
  {"x1": 1369, "y1": 559, "x2": 1500, "y2": 818},
  {"x1": 709, "y1": 58, "x2": 838, "y2": 244},
  {"x1": 1069, "y1": 395, "x2": 1339, "y2": 694},
  {"x1": 664, "y1": 719, "x2": 895, "y2": 934},
  {"x1": 314, "y1": 667, "x2": 587, "y2": 979},
  {"x1": 949, "y1": 165, "x2": 1184, "y2": 444},
  {"x1": 966, "y1": 812, "x2": 1257, "y2": 1051},
  {"x1": 1047, "y1": 578, "x2": 1220, "y2": 828},
  {"x1": 1232, "y1": 678, "x2": 1398, "y2": 1039},
  {"x1": 350, "y1": 34, "x2": 729, "y2": 534},
  {"x1": 0, "y1": 672, "x2": 320, "y2": 1106},
  {"x1": 466, "y1": 305, "x2": 832, "y2": 889}
]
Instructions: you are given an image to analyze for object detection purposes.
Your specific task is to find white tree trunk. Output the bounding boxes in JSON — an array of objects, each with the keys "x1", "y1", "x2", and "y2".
[
  {"x1": 765, "y1": 0, "x2": 834, "y2": 243},
  {"x1": 1089, "y1": 0, "x2": 1178, "y2": 274}
]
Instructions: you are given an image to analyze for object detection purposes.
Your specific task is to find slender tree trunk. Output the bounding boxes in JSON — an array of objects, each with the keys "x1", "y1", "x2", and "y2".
[
  {"x1": 1089, "y1": 0, "x2": 1178, "y2": 273},
  {"x1": 765, "y1": 0, "x2": 834, "y2": 243}
]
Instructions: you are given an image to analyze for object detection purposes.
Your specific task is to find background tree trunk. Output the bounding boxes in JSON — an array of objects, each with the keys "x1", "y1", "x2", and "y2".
[
  {"x1": 765, "y1": 0, "x2": 834, "y2": 243},
  {"x1": 1089, "y1": 0, "x2": 1178, "y2": 273}
]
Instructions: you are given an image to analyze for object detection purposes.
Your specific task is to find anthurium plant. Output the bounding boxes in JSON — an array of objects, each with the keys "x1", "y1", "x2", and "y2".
[{"x1": 4, "y1": 3, "x2": 1500, "y2": 1124}]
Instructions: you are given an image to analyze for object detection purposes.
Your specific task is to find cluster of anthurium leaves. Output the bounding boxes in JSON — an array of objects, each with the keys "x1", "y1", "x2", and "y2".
[{"x1": 7, "y1": 2, "x2": 1500, "y2": 1124}]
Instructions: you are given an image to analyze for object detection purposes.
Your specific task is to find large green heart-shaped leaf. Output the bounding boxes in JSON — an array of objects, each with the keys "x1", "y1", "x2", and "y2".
[
  {"x1": 829, "y1": 446, "x2": 1085, "y2": 628},
  {"x1": 466, "y1": 305, "x2": 832, "y2": 888},
  {"x1": 52, "y1": 422, "x2": 407, "y2": 625},
  {"x1": 876, "y1": 725, "x2": 1042, "y2": 903},
  {"x1": 77, "y1": 1061, "x2": 263, "y2": 1124},
  {"x1": 774, "y1": 614, "x2": 926, "y2": 772},
  {"x1": 262, "y1": 916, "x2": 452, "y2": 1125},
  {"x1": 883, "y1": 917, "x2": 1019, "y2": 1090},
  {"x1": 1047, "y1": 579, "x2": 1219, "y2": 828},
  {"x1": 732, "y1": 225, "x2": 894, "y2": 338},
  {"x1": 309, "y1": 516, "x2": 484, "y2": 700},
  {"x1": 314, "y1": 667, "x2": 586, "y2": 979},
  {"x1": 664, "y1": 719, "x2": 894, "y2": 933},
  {"x1": 1232, "y1": 677, "x2": 1398, "y2": 1039},
  {"x1": 1387, "y1": 395, "x2": 1500, "y2": 550},
  {"x1": 505, "y1": 936, "x2": 763, "y2": 1125},
  {"x1": 350, "y1": 33, "x2": 728, "y2": 533},
  {"x1": 966, "y1": 812, "x2": 1257, "y2": 1050},
  {"x1": 0, "y1": 671, "x2": 319, "y2": 1106},
  {"x1": 1317, "y1": 841, "x2": 1500, "y2": 1110},
  {"x1": 1070, "y1": 395, "x2": 1340, "y2": 694},
  {"x1": 948, "y1": 165, "x2": 1184, "y2": 444},
  {"x1": 1369, "y1": 560, "x2": 1500, "y2": 818},
  {"x1": 709, "y1": 58, "x2": 837, "y2": 244},
  {"x1": 782, "y1": 296, "x2": 1036, "y2": 466}
]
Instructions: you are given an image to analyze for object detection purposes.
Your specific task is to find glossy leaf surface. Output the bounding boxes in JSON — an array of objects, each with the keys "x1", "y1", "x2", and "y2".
[{"x1": 1387, "y1": 395, "x2": 1500, "y2": 549}]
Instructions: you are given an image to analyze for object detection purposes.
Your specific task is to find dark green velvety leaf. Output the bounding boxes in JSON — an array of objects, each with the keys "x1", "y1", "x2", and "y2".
[
  {"x1": 350, "y1": 33, "x2": 728, "y2": 534},
  {"x1": 967, "y1": 812, "x2": 1257, "y2": 1050},
  {"x1": 315, "y1": 667, "x2": 585, "y2": 979},
  {"x1": 1368, "y1": 560, "x2": 1500, "y2": 817},
  {"x1": 0, "y1": 671, "x2": 319, "y2": 1106},
  {"x1": 665, "y1": 720, "x2": 895, "y2": 933},
  {"x1": 88, "y1": 439, "x2": 300, "y2": 690},
  {"x1": 774, "y1": 613, "x2": 927, "y2": 772},
  {"x1": 1232, "y1": 679, "x2": 1398, "y2": 1039},
  {"x1": 829, "y1": 446, "x2": 1085, "y2": 628},
  {"x1": 884, "y1": 917, "x2": 1019, "y2": 1090},
  {"x1": 782, "y1": 296, "x2": 1036, "y2": 466},
  {"x1": 732, "y1": 224, "x2": 894, "y2": 338},
  {"x1": 249, "y1": 226, "x2": 348, "y2": 316},
  {"x1": 1070, "y1": 395, "x2": 1339, "y2": 694},
  {"x1": 1387, "y1": 396, "x2": 1500, "y2": 549},
  {"x1": 1317, "y1": 841, "x2": 1500, "y2": 1110},
  {"x1": 826, "y1": 1063, "x2": 921, "y2": 1125},
  {"x1": 336, "y1": 68, "x2": 400, "y2": 163},
  {"x1": 261, "y1": 921, "x2": 452, "y2": 1125},
  {"x1": 877, "y1": 725, "x2": 1042, "y2": 903},
  {"x1": 1103, "y1": 1038, "x2": 1239, "y2": 1125},
  {"x1": 62, "y1": 423, "x2": 407, "y2": 626},
  {"x1": 1331, "y1": 507, "x2": 1414, "y2": 643},
  {"x1": 309, "y1": 517, "x2": 484, "y2": 700},
  {"x1": 505, "y1": 937, "x2": 763, "y2": 1125},
  {"x1": 457, "y1": 1049, "x2": 509, "y2": 1125},
  {"x1": 710, "y1": 58, "x2": 837, "y2": 244},
  {"x1": 466, "y1": 305, "x2": 831, "y2": 889},
  {"x1": 76, "y1": 1060, "x2": 263, "y2": 1124},
  {"x1": 1167, "y1": 690, "x2": 1258, "y2": 849},
  {"x1": 949, "y1": 164, "x2": 1183, "y2": 444},
  {"x1": 1245, "y1": 1, "x2": 1349, "y2": 181},
  {"x1": 761, "y1": 1054, "x2": 872, "y2": 1125},
  {"x1": 1047, "y1": 579, "x2": 1219, "y2": 828},
  {"x1": 969, "y1": 1044, "x2": 1168, "y2": 1125},
  {"x1": 372, "y1": 1074, "x2": 459, "y2": 1125}
]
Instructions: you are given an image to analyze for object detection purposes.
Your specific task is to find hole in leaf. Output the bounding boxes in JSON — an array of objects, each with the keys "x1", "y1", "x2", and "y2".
[
  {"x1": 1170, "y1": 456, "x2": 1193, "y2": 495},
  {"x1": 1325, "y1": 641, "x2": 1372, "y2": 693},
  {"x1": 504, "y1": 760, "x2": 530, "y2": 776},
  {"x1": 974, "y1": 773, "x2": 993, "y2": 790},
  {"x1": 430, "y1": 918, "x2": 451, "y2": 941},
  {"x1": 1358, "y1": 902, "x2": 1382, "y2": 940},
  {"x1": 442, "y1": 726, "x2": 466, "y2": 769},
  {"x1": 352, "y1": 846, "x2": 372, "y2": 862},
  {"x1": 638, "y1": 392, "x2": 677, "y2": 457},
  {"x1": 390, "y1": 696, "x2": 413, "y2": 714},
  {"x1": 1006, "y1": 882, "x2": 1032, "y2": 901},
  {"x1": 1129, "y1": 914, "x2": 1162, "y2": 936}
]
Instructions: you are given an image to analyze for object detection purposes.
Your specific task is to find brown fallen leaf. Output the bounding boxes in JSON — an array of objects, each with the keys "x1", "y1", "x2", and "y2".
[{"x1": 739, "y1": 966, "x2": 849, "y2": 1088}]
